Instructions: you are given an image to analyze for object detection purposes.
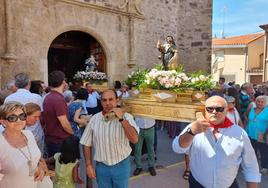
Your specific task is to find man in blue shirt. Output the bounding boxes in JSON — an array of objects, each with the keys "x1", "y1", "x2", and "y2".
[
  {"x1": 173, "y1": 96, "x2": 260, "y2": 188},
  {"x1": 85, "y1": 83, "x2": 101, "y2": 115}
]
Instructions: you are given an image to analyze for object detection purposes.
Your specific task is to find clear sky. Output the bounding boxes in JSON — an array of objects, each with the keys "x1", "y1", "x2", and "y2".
[{"x1": 213, "y1": 0, "x2": 268, "y2": 38}]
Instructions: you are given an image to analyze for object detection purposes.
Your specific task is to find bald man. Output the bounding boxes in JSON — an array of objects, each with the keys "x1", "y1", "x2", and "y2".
[{"x1": 172, "y1": 96, "x2": 260, "y2": 188}]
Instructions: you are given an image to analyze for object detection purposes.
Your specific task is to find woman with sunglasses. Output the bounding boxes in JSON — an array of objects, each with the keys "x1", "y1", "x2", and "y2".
[{"x1": 0, "y1": 102, "x2": 44, "y2": 188}]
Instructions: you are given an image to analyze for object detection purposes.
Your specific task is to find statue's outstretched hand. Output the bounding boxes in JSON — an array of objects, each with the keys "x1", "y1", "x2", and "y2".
[{"x1": 157, "y1": 40, "x2": 161, "y2": 48}]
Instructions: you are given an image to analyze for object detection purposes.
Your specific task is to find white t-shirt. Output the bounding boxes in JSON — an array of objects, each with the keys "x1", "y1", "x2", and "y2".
[
  {"x1": 135, "y1": 117, "x2": 155, "y2": 129},
  {"x1": 85, "y1": 91, "x2": 100, "y2": 108},
  {"x1": 4, "y1": 89, "x2": 43, "y2": 110}
]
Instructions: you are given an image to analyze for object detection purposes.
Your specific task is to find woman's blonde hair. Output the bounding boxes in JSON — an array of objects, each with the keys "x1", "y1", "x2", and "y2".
[
  {"x1": 25, "y1": 103, "x2": 41, "y2": 116},
  {"x1": 0, "y1": 102, "x2": 26, "y2": 120}
]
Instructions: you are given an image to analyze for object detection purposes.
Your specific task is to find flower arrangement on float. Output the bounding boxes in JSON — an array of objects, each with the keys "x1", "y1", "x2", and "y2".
[
  {"x1": 73, "y1": 70, "x2": 108, "y2": 84},
  {"x1": 144, "y1": 68, "x2": 190, "y2": 92},
  {"x1": 126, "y1": 65, "x2": 215, "y2": 91},
  {"x1": 125, "y1": 64, "x2": 216, "y2": 102}
]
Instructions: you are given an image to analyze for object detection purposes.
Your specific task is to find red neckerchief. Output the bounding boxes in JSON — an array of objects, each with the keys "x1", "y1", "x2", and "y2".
[
  {"x1": 209, "y1": 117, "x2": 233, "y2": 129},
  {"x1": 88, "y1": 90, "x2": 95, "y2": 94},
  {"x1": 228, "y1": 108, "x2": 234, "y2": 113},
  {"x1": 102, "y1": 111, "x2": 107, "y2": 115}
]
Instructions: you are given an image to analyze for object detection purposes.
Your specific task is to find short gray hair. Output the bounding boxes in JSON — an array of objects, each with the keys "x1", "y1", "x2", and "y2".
[
  {"x1": 256, "y1": 95, "x2": 266, "y2": 102},
  {"x1": 241, "y1": 82, "x2": 252, "y2": 91},
  {"x1": 5, "y1": 79, "x2": 15, "y2": 90},
  {"x1": 63, "y1": 90, "x2": 73, "y2": 103},
  {"x1": 14, "y1": 73, "x2": 30, "y2": 88}
]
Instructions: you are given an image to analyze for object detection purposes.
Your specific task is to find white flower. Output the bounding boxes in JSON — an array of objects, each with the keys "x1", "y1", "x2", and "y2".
[
  {"x1": 191, "y1": 77, "x2": 197, "y2": 83},
  {"x1": 175, "y1": 78, "x2": 181, "y2": 86},
  {"x1": 145, "y1": 79, "x2": 150, "y2": 84},
  {"x1": 199, "y1": 75, "x2": 206, "y2": 81},
  {"x1": 73, "y1": 70, "x2": 107, "y2": 81}
]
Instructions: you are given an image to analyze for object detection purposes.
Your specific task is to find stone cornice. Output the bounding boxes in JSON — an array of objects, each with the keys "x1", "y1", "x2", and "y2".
[{"x1": 57, "y1": 0, "x2": 145, "y2": 20}]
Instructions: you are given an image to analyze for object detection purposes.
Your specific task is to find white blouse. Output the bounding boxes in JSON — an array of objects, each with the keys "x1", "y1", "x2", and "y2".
[{"x1": 0, "y1": 130, "x2": 41, "y2": 188}]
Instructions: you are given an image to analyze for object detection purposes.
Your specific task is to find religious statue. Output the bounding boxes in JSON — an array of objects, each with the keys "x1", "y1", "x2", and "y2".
[
  {"x1": 85, "y1": 55, "x2": 98, "y2": 72},
  {"x1": 157, "y1": 35, "x2": 179, "y2": 70}
]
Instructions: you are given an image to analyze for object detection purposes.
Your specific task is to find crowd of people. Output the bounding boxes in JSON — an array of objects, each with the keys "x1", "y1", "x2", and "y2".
[
  {"x1": 0, "y1": 72, "x2": 267, "y2": 188},
  {"x1": 0, "y1": 71, "x2": 140, "y2": 188}
]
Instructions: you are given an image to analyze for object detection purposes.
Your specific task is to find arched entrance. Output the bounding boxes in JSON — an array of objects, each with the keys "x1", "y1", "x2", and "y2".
[{"x1": 47, "y1": 30, "x2": 106, "y2": 82}]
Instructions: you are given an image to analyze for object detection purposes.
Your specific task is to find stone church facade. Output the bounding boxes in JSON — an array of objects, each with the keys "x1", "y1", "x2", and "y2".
[{"x1": 0, "y1": 0, "x2": 212, "y2": 88}]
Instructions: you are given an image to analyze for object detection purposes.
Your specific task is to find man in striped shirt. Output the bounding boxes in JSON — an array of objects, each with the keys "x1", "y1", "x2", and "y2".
[{"x1": 80, "y1": 89, "x2": 139, "y2": 188}]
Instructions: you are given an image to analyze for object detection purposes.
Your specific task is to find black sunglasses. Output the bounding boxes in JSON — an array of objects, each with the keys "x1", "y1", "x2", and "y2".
[
  {"x1": 5, "y1": 113, "x2": 27, "y2": 122},
  {"x1": 205, "y1": 107, "x2": 225, "y2": 113}
]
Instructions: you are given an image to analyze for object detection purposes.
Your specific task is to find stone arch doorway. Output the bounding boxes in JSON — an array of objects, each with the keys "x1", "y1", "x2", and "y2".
[{"x1": 47, "y1": 30, "x2": 107, "y2": 82}]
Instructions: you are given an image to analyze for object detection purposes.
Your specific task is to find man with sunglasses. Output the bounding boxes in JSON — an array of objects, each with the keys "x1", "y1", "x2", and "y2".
[{"x1": 172, "y1": 96, "x2": 260, "y2": 188}]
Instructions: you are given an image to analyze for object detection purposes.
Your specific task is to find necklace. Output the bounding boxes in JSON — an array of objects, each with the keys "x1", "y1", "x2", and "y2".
[
  {"x1": 3, "y1": 132, "x2": 35, "y2": 176},
  {"x1": 18, "y1": 145, "x2": 35, "y2": 176}
]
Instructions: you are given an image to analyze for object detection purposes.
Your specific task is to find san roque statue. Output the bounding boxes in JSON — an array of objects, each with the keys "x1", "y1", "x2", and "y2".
[{"x1": 157, "y1": 35, "x2": 179, "y2": 70}]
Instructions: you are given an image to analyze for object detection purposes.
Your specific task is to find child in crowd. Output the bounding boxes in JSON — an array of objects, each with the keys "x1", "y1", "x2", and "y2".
[
  {"x1": 47, "y1": 136, "x2": 83, "y2": 188},
  {"x1": 25, "y1": 103, "x2": 44, "y2": 153}
]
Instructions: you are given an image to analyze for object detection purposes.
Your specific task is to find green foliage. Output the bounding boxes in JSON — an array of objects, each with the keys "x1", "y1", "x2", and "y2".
[
  {"x1": 125, "y1": 65, "x2": 216, "y2": 92},
  {"x1": 188, "y1": 71, "x2": 216, "y2": 91},
  {"x1": 125, "y1": 68, "x2": 148, "y2": 89},
  {"x1": 174, "y1": 64, "x2": 185, "y2": 73},
  {"x1": 154, "y1": 63, "x2": 164, "y2": 70}
]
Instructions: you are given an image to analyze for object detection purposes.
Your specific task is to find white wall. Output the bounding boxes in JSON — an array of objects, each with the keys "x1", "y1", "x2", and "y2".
[{"x1": 212, "y1": 47, "x2": 247, "y2": 85}]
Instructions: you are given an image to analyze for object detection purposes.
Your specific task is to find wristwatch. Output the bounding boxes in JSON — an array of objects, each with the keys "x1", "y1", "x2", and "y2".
[
  {"x1": 119, "y1": 118, "x2": 124, "y2": 122},
  {"x1": 187, "y1": 127, "x2": 195, "y2": 136}
]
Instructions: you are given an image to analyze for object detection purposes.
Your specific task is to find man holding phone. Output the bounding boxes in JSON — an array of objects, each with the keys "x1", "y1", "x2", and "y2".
[
  {"x1": 80, "y1": 89, "x2": 139, "y2": 188},
  {"x1": 172, "y1": 96, "x2": 260, "y2": 188}
]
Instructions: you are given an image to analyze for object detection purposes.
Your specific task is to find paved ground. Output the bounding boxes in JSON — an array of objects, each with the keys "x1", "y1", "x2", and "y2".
[
  {"x1": 129, "y1": 129, "x2": 268, "y2": 188},
  {"x1": 93, "y1": 128, "x2": 268, "y2": 188}
]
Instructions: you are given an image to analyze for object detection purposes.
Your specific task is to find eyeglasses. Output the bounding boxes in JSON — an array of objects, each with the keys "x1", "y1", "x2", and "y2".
[
  {"x1": 205, "y1": 107, "x2": 225, "y2": 113},
  {"x1": 5, "y1": 113, "x2": 27, "y2": 122}
]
